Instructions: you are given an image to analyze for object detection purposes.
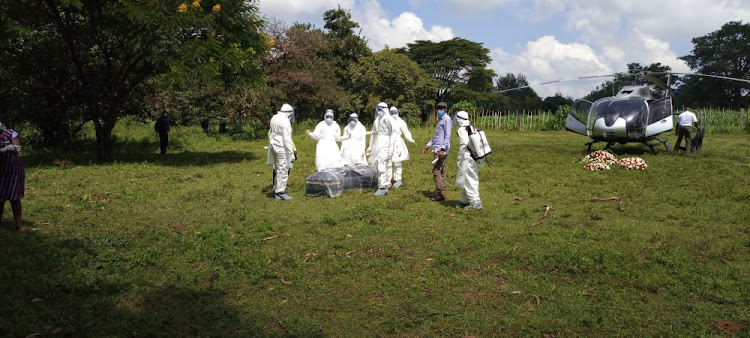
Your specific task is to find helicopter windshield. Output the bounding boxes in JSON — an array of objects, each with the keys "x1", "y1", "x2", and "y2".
[{"x1": 589, "y1": 98, "x2": 648, "y2": 128}]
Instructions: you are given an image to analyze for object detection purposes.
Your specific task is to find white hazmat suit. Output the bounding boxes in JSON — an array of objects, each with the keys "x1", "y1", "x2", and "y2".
[
  {"x1": 367, "y1": 102, "x2": 397, "y2": 196},
  {"x1": 268, "y1": 103, "x2": 296, "y2": 200},
  {"x1": 339, "y1": 113, "x2": 368, "y2": 166},
  {"x1": 455, "y1": 110, "x2": 484, "y2": 209},
  {"x1": 388, "y1": 107, "x2": 415, "y2": 188},
  {"x1": 307, "y1": 110, "x2": 343, "y2": 171}
]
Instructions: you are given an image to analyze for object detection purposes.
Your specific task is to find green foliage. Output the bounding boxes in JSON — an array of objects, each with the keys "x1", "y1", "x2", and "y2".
[
  {"x1": 584, "y1": 63, "x2": 672, "y2": 102},
  {"x1": 398, "y1": 38, "x2": 493, "y2": 103},
  {"x1": 546, "y1": 104, "x2": 570, "y2": 130},
  {"x1": 262, "y1": 21, "x2": 352, "y2": 121},
  {"x1": 542, "y1": 94, "x2": 573, "y2": 114},
  {"x1": 350, "y1": 49, "x2": 438, "y2": 122},
  {"x1": 0, "y1": 0, "x2": 267, "y2": 160},
  {"x1": 677, "y1": 21, "x2": 750, "y2": 109},
  {"x1": 496, "y1": 73, "x2": 543, "y2": 111},
  {"x1": 452, "y1": 100, "x2": 478, "y2": 114},
  {"x1": 2, "y1": 122, "x2": 748, "y2": 336},
  {"x1": 322, "y1": 6, "x2": 372, "y2": 89}
]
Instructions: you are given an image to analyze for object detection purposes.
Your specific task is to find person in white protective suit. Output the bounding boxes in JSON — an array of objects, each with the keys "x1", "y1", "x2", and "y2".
[
  {"x1": 387, "y1": 106, "x2": 415, "y2": 188},
  {"x1": 455, "y1": 110, "x2": 484, "y2": 210},
  {"x1": 307, "y1": 109, "x2": 343, "y2": 171},
  {"x1": 268, "y1": 103, "x2": 296, "y2": 200},
  {"x1": 339, "y1": 113, "x2": 368, "y2": 166},
  {"x1": 367, "y1": 102, "x2": 397, "y2": 196}
]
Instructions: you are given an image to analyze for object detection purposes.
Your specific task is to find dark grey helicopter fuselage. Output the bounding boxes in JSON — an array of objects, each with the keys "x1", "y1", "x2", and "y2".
[{"x1": 566, "y1": 85, "x2": 674, "y2": 145}]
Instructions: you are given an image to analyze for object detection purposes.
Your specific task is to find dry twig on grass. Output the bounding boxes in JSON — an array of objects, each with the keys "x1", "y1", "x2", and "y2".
[
  {"x1": 590, "y1": 197, "x2": 624, "y2": 211},
  {"x1": 263, "y1": 233, "x2": 289, "y2": 241},
  {"x1": 532, "y1": 205, "x2": 551, "y2": 226}
]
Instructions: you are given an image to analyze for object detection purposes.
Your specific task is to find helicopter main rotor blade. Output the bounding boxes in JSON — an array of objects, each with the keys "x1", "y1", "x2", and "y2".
[
  {"x1": 638, "y1": 71, "x2": 750, "y2": 84},
  {"x1": 666, "y1": 72, "x2": 750, "y2": 84},
  {"x1": 643, "y1": 74, "x2": 669, "y2": 90},
  {"x1": 495, "y1": 74, "x2": 617, "y2": 93}
]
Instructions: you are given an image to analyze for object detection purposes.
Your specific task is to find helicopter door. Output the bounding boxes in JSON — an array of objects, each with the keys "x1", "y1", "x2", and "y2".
[
  {"x1": 565, "y1": 99, "x2": 592, "y2": 136},
  {"x1": 645, "y1": 97, "x2": 673, "y2": 137}
]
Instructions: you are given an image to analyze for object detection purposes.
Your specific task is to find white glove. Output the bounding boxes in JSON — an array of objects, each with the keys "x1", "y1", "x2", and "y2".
[
  {"x1": 366, "y1": 148, "x2": 371, "y2": 157},
  {"x1": 0, "y1": 145, "x2": 16, "y2": 153}
]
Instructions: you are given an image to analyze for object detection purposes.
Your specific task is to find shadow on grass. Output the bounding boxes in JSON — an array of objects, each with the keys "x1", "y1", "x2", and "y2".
[
  {"x1": 21, "y1": 139, "x2": 257, "y2": 168},
  {"x1": 0, "y1": 230, "x2": 272, "y2": 336}
]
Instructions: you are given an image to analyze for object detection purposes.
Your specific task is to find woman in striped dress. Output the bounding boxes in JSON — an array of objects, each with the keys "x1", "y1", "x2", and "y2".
[{"x1": 0, "y1": 126, "x2": 25, "y2": 232}]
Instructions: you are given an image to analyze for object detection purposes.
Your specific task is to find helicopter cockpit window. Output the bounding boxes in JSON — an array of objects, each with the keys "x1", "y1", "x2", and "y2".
[
  {"x1": 590, "y1": 98, "x2": 648, "y2": 128},
  {"x1": 570, "y1": 100, "x2": 592, "y2": 122},
  {"x1": 648, "y1": 97, "x2": 672, "y2": 124}
]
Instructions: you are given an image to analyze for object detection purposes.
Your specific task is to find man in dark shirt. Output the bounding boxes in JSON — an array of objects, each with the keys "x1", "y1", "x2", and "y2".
[{"x1": 155, "y1": 112, "x2": 171, "y2": 155}]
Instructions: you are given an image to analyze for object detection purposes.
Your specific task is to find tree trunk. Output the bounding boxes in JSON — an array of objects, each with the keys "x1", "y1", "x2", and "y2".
[{"x1": 94, "y1": 120, "x2": 115, "y2": 162}]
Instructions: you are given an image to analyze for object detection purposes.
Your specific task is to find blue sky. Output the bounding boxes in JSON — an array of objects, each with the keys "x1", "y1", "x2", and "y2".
[{"x1": 257, "y1": 0, "x2": 749, "y2": 98}]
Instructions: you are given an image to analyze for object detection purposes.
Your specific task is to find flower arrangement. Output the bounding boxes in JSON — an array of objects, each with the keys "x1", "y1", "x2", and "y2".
[
  {"x1": 577, "y1": 150, "x2": 648, "y2": 171},
  {"x1": 618, "y1": 157, "x2": 647, "y2": 170},
  {"x1": 582, "y1": 150, "x2": 618, "y2": 165},
  {"x1": 584, "y1": 162, "x2": 610, "y2": 170}
]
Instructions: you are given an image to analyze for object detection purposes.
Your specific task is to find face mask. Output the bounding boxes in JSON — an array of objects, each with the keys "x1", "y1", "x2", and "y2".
[
  {"x1": 325, "y1": 117, "x2": 333, "y2": 125},
  {"x1": 377, "y1": 109, "x2": 384, "y2": 117},
  {"x1": 457, "y1": 117, "x2": 470, "y2": 127},
  {"x1": 349, "y1": 120, "x2": 356, "y2": 126},
  {"x1": 438, "y1": 110, "x2": 445, "y2": 118}
]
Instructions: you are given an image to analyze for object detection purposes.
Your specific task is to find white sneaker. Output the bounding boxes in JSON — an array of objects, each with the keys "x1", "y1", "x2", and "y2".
[
  {"x1": 374, "y1": 188, "x2": 389, "y2": 196},
  {"x1": 275, "y1": 192, "x2": 293, "y2": 200},
  {"x1": 392, "y1": 181, "x2": 403, "y2": 188},
  {"x1": 465, "y1": 202, "x2": 483, "y2": 210}
]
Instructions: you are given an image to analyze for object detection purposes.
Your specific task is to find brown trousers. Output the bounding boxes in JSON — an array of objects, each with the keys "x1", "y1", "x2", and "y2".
[
  {"x1": 432, "y1": 154, "x2": 447, "y2": 195},
  {"x1": 675, "y1": 126, "x2": 693, "y2": 153}
]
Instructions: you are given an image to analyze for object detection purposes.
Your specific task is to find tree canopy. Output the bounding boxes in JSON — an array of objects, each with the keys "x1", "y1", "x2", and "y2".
[
  {"x1": 676, "y1": 21, "x2": 749, "y2": 108},
  {"x1": 397, "y1": 38, "x2": 493, "y2": 104},
  {"x1": 350, "y1": 49, "x2": 437, "y2": 122},
  {"x1": 0, "y1": 0, "x2": 266, "y2": 160}
]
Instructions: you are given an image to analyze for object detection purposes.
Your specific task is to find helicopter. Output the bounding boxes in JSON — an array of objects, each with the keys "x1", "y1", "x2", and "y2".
[
  {"x1": 498, "y1": 72, "x2": 750, "y2": 153},
  {"x1": 565, "y1": 82, "x2": 674, "y2": 153}
]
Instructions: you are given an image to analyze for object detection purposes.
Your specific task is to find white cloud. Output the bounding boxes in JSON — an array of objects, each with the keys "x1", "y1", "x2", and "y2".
[
  {"x1": 357, "y1": 11, "x2": 454, "y2": 49},
  {"x1": 443, "y1": 0, "x2": 519, "y2": 15},
  {"x1": 256, "y1": 0, "x2": 355, "y2": 17},
  {"x1": 490, "y1": 36, "x2": 613, "y2": 98},
  {"x1": 257, "y1": 0, "x2": 454, "y2": 50}
]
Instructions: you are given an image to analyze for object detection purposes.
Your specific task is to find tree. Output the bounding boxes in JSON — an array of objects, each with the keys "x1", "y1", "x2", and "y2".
[
  {"x1": 398, "y1": 38, "x2": 493, "y2": 103},
  {"x1": 677, "y1": 21, "x2": 749, "y2": 108},
  {"x1": 322, "y1": 6, "x2": 372, "y2": 89},
  {"x1": 350, "y1": 49, "x2": 437, "y2": 122},
  {"x1": 584, "y1": 63, "x2": 672, "y2": 102},
  {"x1": 263, "y1": 21, "x2": 350, "y2": 121},
  {"x1": 542, "y1": 93, "x2": 573, "y2": 113},
  {"x1": 1, "y1": 0, "x2": 266, "y2": 160},
  {"x1": 496, "y1": 73, "x2": 542, "y2": 111}
]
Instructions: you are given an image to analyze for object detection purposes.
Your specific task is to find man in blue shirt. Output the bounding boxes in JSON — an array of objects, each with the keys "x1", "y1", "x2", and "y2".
[{"x1": 423, "y1": 102, "x2": 452, "y2": 201}]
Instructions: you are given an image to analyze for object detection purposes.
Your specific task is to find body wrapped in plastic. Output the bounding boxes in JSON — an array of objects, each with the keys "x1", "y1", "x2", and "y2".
[{"x1": 305, "y1": 165, "x2": 379, "y2": 197}]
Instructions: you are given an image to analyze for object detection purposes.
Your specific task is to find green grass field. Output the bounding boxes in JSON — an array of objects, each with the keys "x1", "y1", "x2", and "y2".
[{"x1": 1, "y1": 122, "x2": 748, "y2": 336}]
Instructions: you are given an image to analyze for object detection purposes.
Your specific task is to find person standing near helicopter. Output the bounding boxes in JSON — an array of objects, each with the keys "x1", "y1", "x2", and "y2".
[{"x1": 674, "y1": 107, "x2": 701, "y2": 154}]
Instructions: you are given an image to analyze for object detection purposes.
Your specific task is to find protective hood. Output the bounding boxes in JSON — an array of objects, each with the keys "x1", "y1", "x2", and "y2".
[
  {"x1": 324, "y1": 109, "x2": 334, "y2": 125},
  {"x1": 377, "y1": 102, "x2": 388, "y2": 117},
  {"x1": 278, "y1": 103, "x2": 295, "y2": 120},
  {"x1": 456, "y1": 110, "x2": 470, "y2": 127},
  {"x1": 389, "y1": 106, "x2": 398, "y2": 116}
]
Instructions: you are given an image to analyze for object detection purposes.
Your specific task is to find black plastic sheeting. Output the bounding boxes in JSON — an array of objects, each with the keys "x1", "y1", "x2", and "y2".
[{"x1": 305, "y1": 165, "x2": 378, "y2": 197}]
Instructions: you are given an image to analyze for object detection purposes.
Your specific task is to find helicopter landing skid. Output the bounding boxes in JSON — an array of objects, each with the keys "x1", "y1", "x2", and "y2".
[
  {"x1": 643, "y1": 137, "x2": 671, "y2": 154},
  {"x1": 585, "y1": 141, "x2": 615, "y2": 152},
  {"x1": 585, "y1": 138, "x2": 670, "y2": 154}
]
